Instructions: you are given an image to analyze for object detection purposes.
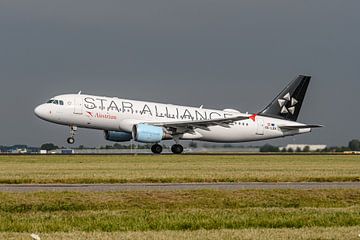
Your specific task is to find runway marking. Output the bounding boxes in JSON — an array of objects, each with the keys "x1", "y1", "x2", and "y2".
[{"x1": 0, "y1": 182, "x2": 359, "y2": 192}]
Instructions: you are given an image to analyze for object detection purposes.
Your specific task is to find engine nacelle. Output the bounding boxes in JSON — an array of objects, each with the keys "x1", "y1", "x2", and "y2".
[
  {"x1": 132, "y1": 124, "x2": 171, "y2": 143},
  {"x1": 104, "y1": 131, "x2": 132, "y2": 142}
]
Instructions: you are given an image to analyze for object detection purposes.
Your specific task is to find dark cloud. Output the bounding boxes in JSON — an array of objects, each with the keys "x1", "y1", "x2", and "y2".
[{"x1": 0, "y1": 0, "x2": 359, "y2": 146}]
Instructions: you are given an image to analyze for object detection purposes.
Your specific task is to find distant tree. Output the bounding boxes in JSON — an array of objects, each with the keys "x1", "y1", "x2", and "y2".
[
  {"x1": 325, "y1": 146, "x2": 351, "y2": 152},
  {"x1": 349, "y1": 139, "x2": 360, "y2": 151},
  {"x1": 338, "y1": 146, "x2": 351, "y2": 152},
  {"x1": 321, "y1": 148, "x2": 328, "y2": 152},
  {"x1": 40, "y1": 143, "x2": 58, "y2": 151},
  {"x1": 113, "y1": 143, "x2": 125, "y2": 149},
  {"x1": 287, "y1": 148, "x2": 294, "y2": 153},
  {"x1": 188, "y1": 141, "x2": 198, "y2": 149},
  {"x1": 223, "y1": 144, "x2": 233, "y2": 148},
  {"x1": 78, "y1": 145, "x2": 84, "y2": 149},
  {"x1": 303, "y1": 146, "x2": 310, "y2": 152},
  {"x1": 295, "y1": 147, "x2": 302, "y2": 152},
  {"x1": 327, "y1": 147, "x2": 337, "y2": 152},
  {"x1": 100, "y1": 145, "x2": 114, "y2": 149},
  {"x1": 260, "y1": 144, "x2": 279, "y2": 152},
  {"x1": 281, "y1": 148, "x2": 287, "y2": 153}
]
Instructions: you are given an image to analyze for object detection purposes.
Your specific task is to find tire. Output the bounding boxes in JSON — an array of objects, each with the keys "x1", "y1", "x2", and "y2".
[
  {"x1": 151, "y1": 144, "x2": 163, "y2": 154},
  {"x1": 67, "y1": 137, "x2": 75, "y2": 144},
  {"x1": 171, "y1": 144, "x2": 184, "y2": 154}
]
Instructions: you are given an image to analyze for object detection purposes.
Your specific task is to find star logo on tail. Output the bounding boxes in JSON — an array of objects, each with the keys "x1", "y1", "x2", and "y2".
[{"x1": 277, "y1": 93, "x2": 298, "y2": 115}]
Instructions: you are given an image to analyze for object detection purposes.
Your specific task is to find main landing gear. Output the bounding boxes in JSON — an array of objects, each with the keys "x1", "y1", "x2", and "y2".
[
  {"x1": 67, "y1": 126, "x2": 77, "y2": 144},
  {"x1": 171, "y1": 136, "x2": 184, "y2": 154},
  {"x1": 171, "y1": 144, "x2": 184, "y2": 154},
  {"x1": 151, "y1": 144, "x2": 163, "y2": 154},
  {"x1": 150, "y1": 143, "x2": 184, "y2": 154}
]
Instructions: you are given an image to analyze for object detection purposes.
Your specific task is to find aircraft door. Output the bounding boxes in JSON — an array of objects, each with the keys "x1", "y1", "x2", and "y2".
[
  {"x1": 73, "y1": 95, "x2": 83, "y2": 115},
  {"x1": 256, "y1": 119, "x2": 264, "y2": 135}
]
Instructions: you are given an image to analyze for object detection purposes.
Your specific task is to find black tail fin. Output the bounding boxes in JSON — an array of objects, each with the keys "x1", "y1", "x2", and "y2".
[{"x1": 259, "y1": 75, "x2": 311, "y2": 122}]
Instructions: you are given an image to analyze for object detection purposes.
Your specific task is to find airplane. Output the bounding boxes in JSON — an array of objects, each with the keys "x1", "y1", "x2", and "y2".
[{"x1": 34, "y1": 75, "x2": 322, "y2": 154}]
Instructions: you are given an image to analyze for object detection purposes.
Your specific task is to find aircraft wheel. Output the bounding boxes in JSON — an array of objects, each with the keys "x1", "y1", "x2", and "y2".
[
  {"x1": 171, "y1": 144, "x2": 184, "y2": 154},
  {"x1": 67, "y1": 137, "x2": 75, "y2": 144},
  {"x1": 151, "y1": 144, "x2": 163, "y2": 154}
]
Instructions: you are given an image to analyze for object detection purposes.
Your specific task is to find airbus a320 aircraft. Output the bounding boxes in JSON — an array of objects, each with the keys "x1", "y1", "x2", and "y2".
[{"x1": 34, "y1": 75, "x2": 322, "y2": 154}]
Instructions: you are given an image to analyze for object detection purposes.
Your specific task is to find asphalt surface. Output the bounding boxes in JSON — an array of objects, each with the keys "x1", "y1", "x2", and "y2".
[
  {"x1": 2, "y1": 153, "x2": 358, "y2": 156},
  {"x1": 0, "y1": 182, "x2": 359, "y2": 192}
]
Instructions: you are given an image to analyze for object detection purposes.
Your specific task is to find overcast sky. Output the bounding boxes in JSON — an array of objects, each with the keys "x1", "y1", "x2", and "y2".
[{"x1": 0, "y1": 0, "x2": 359, "y2": 147}]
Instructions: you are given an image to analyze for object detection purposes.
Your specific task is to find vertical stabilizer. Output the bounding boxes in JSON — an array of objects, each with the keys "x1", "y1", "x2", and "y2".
[{"x1": 259, "y1": 75, "x2": 311, "y2": 121}]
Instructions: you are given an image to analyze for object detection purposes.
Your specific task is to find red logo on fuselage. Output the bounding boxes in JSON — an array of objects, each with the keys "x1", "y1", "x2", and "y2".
[
  {"x1": 86, "y1": 111, "x2": 117, "y2": 120},
  {"x1": 249, "y1": 114, "x2": 257, "y2": 122}
]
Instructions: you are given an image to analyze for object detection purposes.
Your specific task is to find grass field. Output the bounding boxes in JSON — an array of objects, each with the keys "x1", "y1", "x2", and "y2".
[
  {"x1": 2, "y1": 227, "x2": 360, "y2": 240},
  {"x1": 0, "y1": 189, "x2": 360, "y2": 239},
  {"x1": 0, "y1": 155, "x2": 359, "y2": 183},
  {"x1": 1, "y1": 155, "x2": 360, "y2": 239}
]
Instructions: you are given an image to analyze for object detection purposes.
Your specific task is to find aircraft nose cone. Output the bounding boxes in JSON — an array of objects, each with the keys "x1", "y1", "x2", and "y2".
[{"x1": 34, "y1": 104, "x2": 47, "y2": 119}]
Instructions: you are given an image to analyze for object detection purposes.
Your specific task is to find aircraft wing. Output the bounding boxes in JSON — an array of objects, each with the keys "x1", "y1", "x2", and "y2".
[
  {"x1": 278, "y1": 124, "x2": 324, "y2": 130},
  {"x1": 149, "y1": 114, "x2": 250, "y2": 133}
]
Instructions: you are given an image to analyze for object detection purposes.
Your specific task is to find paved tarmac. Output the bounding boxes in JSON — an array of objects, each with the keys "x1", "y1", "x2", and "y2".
[{"x1": 0, "y1": 182, "x2": 359, "y2": 192}]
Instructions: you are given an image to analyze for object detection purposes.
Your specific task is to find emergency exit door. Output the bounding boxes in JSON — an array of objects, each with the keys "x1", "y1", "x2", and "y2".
[
  {"x1": 256, "y1": 119, "x2": 264, "y2": 135},
  {"x1": 73, "y1": 95, "x2": 83, "y2": 115}
]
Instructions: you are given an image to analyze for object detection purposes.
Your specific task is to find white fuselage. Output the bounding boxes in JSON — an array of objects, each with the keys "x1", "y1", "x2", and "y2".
[{"x1": 34, "y1": 94, "x2": 311, "y2": 143}]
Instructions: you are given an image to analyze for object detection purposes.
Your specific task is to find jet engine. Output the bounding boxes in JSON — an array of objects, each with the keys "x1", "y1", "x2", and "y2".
[
  {"x1": 104, "y1": 131, "x2": 132, "y2": 142},
  {"x1": 132, "y1": 124, "x2": 172, "y2": 143}
]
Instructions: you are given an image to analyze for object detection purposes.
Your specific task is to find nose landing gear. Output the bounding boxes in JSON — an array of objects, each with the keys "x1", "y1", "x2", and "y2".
[
  {"x1": 67, "y1": 137, "x2": 75, "y2": 144},
  {"x1": 67, "y1": 126, "x2": 77, "y2": 144}
]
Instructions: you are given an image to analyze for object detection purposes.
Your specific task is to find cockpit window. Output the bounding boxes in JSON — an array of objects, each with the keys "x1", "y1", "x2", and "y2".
[{"x1": 46, "y1": 99, "x2": 64, "y2": 105}]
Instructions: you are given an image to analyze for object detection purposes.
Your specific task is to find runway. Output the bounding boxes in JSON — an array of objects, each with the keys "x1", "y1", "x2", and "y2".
[{"x1": 1, "y1": 182, "x2": 359, "y2": 192}]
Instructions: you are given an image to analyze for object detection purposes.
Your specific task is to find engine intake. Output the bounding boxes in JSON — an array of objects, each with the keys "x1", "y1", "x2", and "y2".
[
  {"x1": 104, "y1": 131, "x2": 132, "y2": 142},
  {"x1": 132, "y1": 124, "x2": 171, "y2": 143}
]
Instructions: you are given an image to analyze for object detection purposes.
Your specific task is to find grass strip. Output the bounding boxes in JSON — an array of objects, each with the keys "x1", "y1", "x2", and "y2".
[
  {"x1": 1, "y1": 189, "x2": 360, "y2": 212},
  {"x1": 0, "y1": 190, "x2": 360, "y2": 232},
  {"x1": 0, "y1": 155, "x2": 359, "y2": 183},
  {"x1": 1, "y1": 208, "x2": 360, "y2": 232},
  {"x1": 1, "y1": 227, "x2": 359, "y2": 240}
]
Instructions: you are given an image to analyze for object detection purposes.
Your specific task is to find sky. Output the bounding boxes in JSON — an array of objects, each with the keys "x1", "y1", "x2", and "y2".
[{"x1": 0, "y1": 0, "x2": 359, "y2": 147}]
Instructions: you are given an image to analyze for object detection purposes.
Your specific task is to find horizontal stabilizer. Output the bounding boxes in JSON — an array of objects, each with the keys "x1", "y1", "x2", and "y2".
[{"x1": 279, "y1": 124, "x2": 324, "y2": 130}]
